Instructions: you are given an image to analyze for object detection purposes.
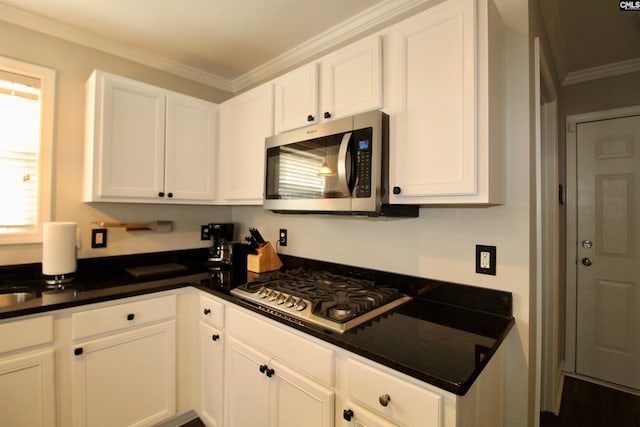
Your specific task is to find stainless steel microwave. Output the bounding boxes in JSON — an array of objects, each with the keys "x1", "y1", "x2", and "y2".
[{"x1": 264, "y1": 110, "x2": 418, "y2": 217}]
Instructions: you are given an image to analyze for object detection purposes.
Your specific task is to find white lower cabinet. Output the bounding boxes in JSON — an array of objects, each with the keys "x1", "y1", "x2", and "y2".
[
  {"x1": 340, "y1": 357, "x2": 443, "y2": 427},
  {"x1": 225, "y1": 335, "x2": 334, "y2": 427},
  {"x1": 0, "y1": 314, "x2": 55, "y2": 427},
  {"x1": 340, "y1": 400, "x2": 398, "y2": 427},
  {"x1": 199, "y1": 322, "x2": 224, "y2": 427},
  {"x1": 71, "y1": 321, "x2": 176, "y2": 427},
  {"x1": 70, "y1": 294, "x2": 177, "y2": 427}
]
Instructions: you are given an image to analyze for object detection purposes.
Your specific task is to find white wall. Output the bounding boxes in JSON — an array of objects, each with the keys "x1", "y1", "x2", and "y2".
[
  {"x1": 231, "y1": 4, "x2": 534, "y2": 425},
  {"x1": 0, "y1": 21, "x2": 233, "y2": 266}
]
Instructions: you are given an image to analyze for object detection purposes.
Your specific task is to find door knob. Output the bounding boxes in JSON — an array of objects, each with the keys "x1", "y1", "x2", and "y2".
[
  {"x1": 581, "y1": 240, "x2": 593, "y2": 249},
  {"x1": 581, "y1": 257, "x2": 592, "y2": 266}
]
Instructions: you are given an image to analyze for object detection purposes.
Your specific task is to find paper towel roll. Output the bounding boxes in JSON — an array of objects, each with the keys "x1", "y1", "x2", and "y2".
[{"x1": 42, "y1": 222, "x2": 77, "y2": 276}]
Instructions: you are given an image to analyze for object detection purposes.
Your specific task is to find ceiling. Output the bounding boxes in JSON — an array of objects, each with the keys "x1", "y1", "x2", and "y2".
[
  {"x1": 1, "y1": 0, "x2": 639, "y2": 91},
  {"x1": 539, "y1": 0, "x2": 640, "y2": 83}
]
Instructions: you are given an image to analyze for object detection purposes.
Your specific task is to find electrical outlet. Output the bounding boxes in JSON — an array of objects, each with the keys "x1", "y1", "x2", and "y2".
[
  {"x1": 91, "y1": 229, "x2": 107, "y2": 248},
  {"x1": 279, "y1": 229, "x2": 288, "y2": 246},
  {"x1": 200, "y1": 224, "x2": 210, "y2": 240},
  {"x1": 476, "y1": 245, "x2": 496, "y2": 275}
]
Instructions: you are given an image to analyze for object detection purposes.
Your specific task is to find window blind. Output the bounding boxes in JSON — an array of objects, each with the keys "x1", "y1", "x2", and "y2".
[{"x1": 0, "y1": 71, "x2": 41, "y2": 234}]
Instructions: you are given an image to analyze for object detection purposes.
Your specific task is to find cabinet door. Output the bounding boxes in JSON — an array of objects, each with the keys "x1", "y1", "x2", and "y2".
[
  {"x1": 320, "y1": 35, "x2": 382, "y2": 121},
  {"x1": 274, "y1": 63, "x2": 319, "y2": 133},
  {"x1": 165, "y1": 93, "x2": 218, "y2": 202},
  {"x1": 93, "y1": 72, "x2": 166, "y2": 200},
  {"x1": 0, "y1": 348, "x2": 55, "y2": 427},
  {"x1": 270, "y1": 359, "x2": 334, "y2": 427},
  {"x1": 341, "y1": 400, "x2": 398, "y2": 427},
  {"x1": 225, "y1": 336, "x2": 271, "y2": 427},
  {"x1": 199, "y1": 322, "x2": 224, "y2": 427},
  {"x1": 71, "y1": 321, "x2": 176, "y2": 427},
  {"x1": 218, "y1": 83, "x2": 274, "y2": 204},
  {"x1": 388, "y1": 0, "x2": 477, "y2": 200}
]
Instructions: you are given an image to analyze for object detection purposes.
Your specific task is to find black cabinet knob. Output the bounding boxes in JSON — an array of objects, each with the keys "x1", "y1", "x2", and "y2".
[
  {"x1": 158, "y1": 191, "x2": 165, "y2": 197},
  {"x1": 343, "y1": 409, "x2": 354, "y2": 421},
  {"x1": 392, "y1": 186, "x2": 401, "y2": 195},
  {"x1": 127, "y1": 313, "x2": 135, "y2": 321},
  {"x1": 74, "y1": 347, "x2": 83, "y2": 356},
  {"x1": 324, "y1": 111, "x2": 331, "y2": 119},
  {"x1": 266, "y1": 367, "x2": 275, "y2": 377},
  {"x1": 203, "y1": 308, "x2": 211, "y2": 315},
  {"x1": 307, "y1": 115, "x2": 314, "y2": 122},
  {"x1": 259, "y1": 364, "x2": 267, "y2": 373},
  {"x1": 167, "y1": 192, "x2": 173, "y2": 198},
  {"x1": 212, "y1": 334, "x2": 220, "y2": 341}
]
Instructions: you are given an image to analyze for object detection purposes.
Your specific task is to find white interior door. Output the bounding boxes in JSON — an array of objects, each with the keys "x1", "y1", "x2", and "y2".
[{"x1": 575, "y1": 114, "x2": 640, "y2": 390}]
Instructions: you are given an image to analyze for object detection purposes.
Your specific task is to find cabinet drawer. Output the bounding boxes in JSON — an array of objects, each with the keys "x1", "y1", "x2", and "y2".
[
  {"x1": 199, "y1": 294, "x2": 224, "y2": 328},
  {"x1": 227, "y1": 307, "x2": 334, "y2": 385},
  {"x1": 345, "y1": 358, "x2": 442, "y2": 427},
  {"x1": 0, "y1": 315, "x2": 53, "y2": 353},
  {"x1": 72, "y1": 294, "x2": 176, "y2": 340}
]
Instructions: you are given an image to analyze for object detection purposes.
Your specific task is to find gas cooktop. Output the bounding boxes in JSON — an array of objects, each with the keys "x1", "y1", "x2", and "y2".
[{"x1": 231, "y1": 269, "x2": 411, "y2": 333}]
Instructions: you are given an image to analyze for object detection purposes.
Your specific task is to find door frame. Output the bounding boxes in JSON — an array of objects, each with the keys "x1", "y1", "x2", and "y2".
[
  {"x1": 564, "y1": 105, "x2": 640, "y2": 380},
  {"x1": 534, "y1": 37, "x2": 561, "y2": 416}
]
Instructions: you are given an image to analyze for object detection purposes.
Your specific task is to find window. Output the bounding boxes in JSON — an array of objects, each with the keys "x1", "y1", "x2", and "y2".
[{"x1": 0, "y1": 57, "x2": 55, "y2": 244}]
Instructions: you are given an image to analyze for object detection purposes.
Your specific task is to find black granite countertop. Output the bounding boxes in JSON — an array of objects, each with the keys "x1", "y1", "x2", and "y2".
[{"x1": 0, "y1": 248, "x2": 514, "y2": 395}]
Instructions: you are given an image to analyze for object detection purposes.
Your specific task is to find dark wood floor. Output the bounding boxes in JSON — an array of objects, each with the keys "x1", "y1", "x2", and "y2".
[
  {"x1": 541, "y1": 376, "x2": 640, "y2": 427},
  {"x1": 180, "y1": 418, "x2": 205, "y2": 427}
]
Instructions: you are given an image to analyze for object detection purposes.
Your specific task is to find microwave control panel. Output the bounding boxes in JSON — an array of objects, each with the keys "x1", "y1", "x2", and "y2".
[{"x1": 354, "y1": 138, "x2": 372, "y2": 198}]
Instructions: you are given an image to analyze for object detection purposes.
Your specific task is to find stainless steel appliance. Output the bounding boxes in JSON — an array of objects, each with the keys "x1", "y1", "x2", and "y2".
[
  {"x1": 208, "y1": 223, "x2": 234, "y2": 265},
  {"x1": 231, "y1": 269, "x2": 411, "y2": 333},
  {"x1": 264, "y1": 110, "x2": 417, "y2": 217}
]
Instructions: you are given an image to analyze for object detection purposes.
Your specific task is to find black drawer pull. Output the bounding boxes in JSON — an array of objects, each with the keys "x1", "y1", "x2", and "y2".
[
  {"x1": 203, "y1": 308, "x2": 211, "y2": 315},
  {"x1": 127, "y1": 313, "x2": 135, "y2": 321},
  {"x1": 343, "y1": 409, "x2": 354, "y2": 421},
  {"x1": 212, "y1": 334, "x2": 220, "y2": 341},
  {"x1": 324, "y1": 111, "x2": 331, "y2": 119},
  {"x1": 266, "y1": 367, "x2": 275, "y2": 377},
  {"x1": 259, "y1": 364, "x2": 267, "y2": 374},
  {"x1": 307, "y1": 114, "x2": 314, "y2": 122},
  {"x1": 74, "y1": 347, "x2": 83, "y2": 356},
  {"x1": 392, "y1": 186, "x2": 401, "y2": 195},
  {"x1": 158, "y1": 191, "x2": 165, "y2": 197}
]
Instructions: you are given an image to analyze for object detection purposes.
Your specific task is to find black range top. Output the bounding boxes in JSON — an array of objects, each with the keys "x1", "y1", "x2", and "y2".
[{"x1": 231, "y1": 269, "x2": 411, "y2": 333}]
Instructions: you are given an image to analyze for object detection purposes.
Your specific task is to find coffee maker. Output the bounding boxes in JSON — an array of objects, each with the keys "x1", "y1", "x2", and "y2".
[{"x1": 207, "y1": 223, "x2": 234, "y2": 266}]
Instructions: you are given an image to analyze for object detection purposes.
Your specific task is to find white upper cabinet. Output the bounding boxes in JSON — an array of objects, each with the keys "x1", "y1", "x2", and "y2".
[
  {"x1": 217, "y1": 83, "x2": 274, "y2": 204},
  {"x1": 386, "y1": 0, "x2": 505, "y2": 204},
  {"x1": 274, "y1": 35, "x2": 382, "y2": 133},
  {"x1": 165, "y1": 93, "x2": 218, "y2": 201},
  {"x1": 274, "y1": 62, "x2": 319, "y2": 133},
  {"x1": 320, "y1": 35, "x2": 383, "y2": 123},
  {"x1": 84, "y1": 70, "x2": 218, "y2": 204}
]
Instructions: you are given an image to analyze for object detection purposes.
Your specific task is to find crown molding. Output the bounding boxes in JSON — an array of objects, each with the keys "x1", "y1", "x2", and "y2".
[
  {"x1": 0, "y1": 4, "x2": 234, "y2": 92},
  {"x1": 1, "y1": 0, "x2": 431, "y2": 94},
  {"x1": 232, "y1": 0, "x2": 434, "y2": 92},
  {"x1": 562, "y1": 57, "x2": 640, "y2": 86}
]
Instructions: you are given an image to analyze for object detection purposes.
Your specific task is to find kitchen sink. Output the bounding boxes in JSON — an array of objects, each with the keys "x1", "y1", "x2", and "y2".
[{"x1": 0, "y1": 289, "x2": 38, "y2": 307}]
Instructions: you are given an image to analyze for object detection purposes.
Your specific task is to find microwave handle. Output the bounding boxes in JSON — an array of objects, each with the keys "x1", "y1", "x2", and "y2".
[{"x1": 337, "y1": 132, "x2": 352, "y2": 196}]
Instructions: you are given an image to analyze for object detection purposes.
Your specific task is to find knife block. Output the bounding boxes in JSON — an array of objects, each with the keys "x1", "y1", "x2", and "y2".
[{"x1": 247, "y1": 242, "x2": 283, "y2": 273}]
